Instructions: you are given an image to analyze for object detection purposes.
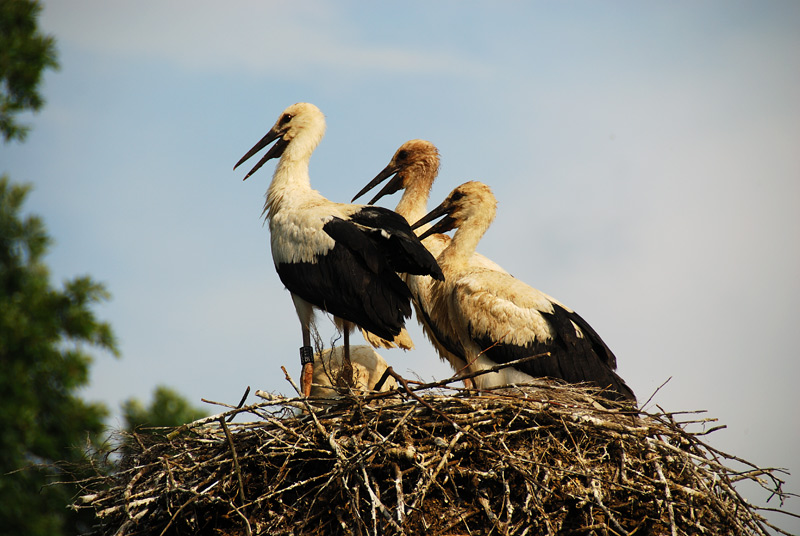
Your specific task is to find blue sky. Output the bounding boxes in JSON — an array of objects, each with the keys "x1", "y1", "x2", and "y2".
[{"x1": 3, "y1": 1, "x2": 799, "y2": 528}]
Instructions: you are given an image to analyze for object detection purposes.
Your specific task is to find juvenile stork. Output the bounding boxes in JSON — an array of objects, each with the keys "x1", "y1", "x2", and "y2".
[
  {"x1": 233, "y1": 103, "x2": 443, "y2": 396},
  {"x1": 311, "y1": 345, "x2": 397, "y2": 397},
  {"x1": 352, "y1": 140, "x2": 507, "y2": 384},
  {"x1": 412, "y1": 181, "x2": 636, "y2": 402}
]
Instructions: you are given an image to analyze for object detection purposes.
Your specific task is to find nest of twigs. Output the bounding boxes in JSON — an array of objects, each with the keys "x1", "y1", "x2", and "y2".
[{"x1": 74, "y1": 368, "x2": 793, "y2": 535}]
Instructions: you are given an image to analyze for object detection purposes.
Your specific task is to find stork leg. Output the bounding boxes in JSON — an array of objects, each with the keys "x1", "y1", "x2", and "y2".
[
  {"x1": 300, "y1": 326, "x2": 313, "y2": 397},
  {"x1": 291, "y1": 295, "x2": 315, "y2": 397},
  {"x1": 338, "y1": 322, "x2": 355, "y2": 388}
]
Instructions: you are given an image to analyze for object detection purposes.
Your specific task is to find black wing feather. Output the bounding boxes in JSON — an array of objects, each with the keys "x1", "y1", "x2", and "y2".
[
  {"x1": 276, "y1": 209, "x2": 441, "y2": 339},
  {"x1": 276, "y1": 207, "x2": 443, "y2": 347},
  {"x1": 471, "y1": 303, "x2": 635, "y2": 402},
  {"x1": 348, "y1": 207, "x2": 444, "y2": 280},
  {"x1": 275, "y1": 217, "x2": 415, "y2": 340},
  {"x1": 563, "y1": 309, "x2": 618, "y2": 369}
]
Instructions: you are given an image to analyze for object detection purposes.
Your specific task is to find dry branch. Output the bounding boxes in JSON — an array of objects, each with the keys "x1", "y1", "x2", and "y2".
[{"x1": 73, "y1": 374, "x2": 795, "y2": 536}]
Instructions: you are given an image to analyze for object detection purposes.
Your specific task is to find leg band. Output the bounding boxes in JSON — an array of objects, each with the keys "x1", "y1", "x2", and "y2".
[{"x1": 299, "y1": 345, "x2": 314, "y2": 365}]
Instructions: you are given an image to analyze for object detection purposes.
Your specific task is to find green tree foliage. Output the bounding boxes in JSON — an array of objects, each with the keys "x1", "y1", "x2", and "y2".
[
  {"x1": 0, "y1": 176, "x2": 119, "y2": 536},
  {"x1": 118, "y1": 386, "x2": 207, "y2": 463},
  {"x1": 0, "y1": 0, "x2": 58, "y2": 142},
  {"x1": 122, "y1": 385, "x2": 207, "y2": 431}
]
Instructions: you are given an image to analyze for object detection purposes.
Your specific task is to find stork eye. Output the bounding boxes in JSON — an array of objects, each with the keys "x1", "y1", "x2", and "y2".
[
  {"x1": 397, "y1": 150, "x2": 408, "y2": 161},
  {"x1": 450, "y1": 191, "x2": 466, "y2": 202},
  {"x1": 280, "y1": 113, "x2": 293, "y2": 125}
]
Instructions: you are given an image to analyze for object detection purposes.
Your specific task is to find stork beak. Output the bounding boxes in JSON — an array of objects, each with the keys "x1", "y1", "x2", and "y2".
[
  {"x1": 233, "y1": 128, "x2": 290, "y2": 181},
  {"x1": 411, "y1": 201, "x2": 456, "y2": 241},
  {"x1": 351, "y1": 164, "x2": 404, "y2": 205}
]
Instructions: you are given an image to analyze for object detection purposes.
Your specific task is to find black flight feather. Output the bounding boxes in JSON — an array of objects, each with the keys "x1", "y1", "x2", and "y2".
[
  {"x1": 347, "y1": 207, "x2": 444, "y2": 280},
  {"x1": 470, "y1": 303, "x2": 635, "y2": 402}
]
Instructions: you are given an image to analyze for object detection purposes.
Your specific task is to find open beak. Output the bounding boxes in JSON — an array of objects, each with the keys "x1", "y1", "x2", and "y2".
[
  {"x1": 411, "y1": 201, "x2": 456, "y2": 241},
  {"x1": 351, "y1": 163, "x2": 404, "y2": 205},
  {"x1": 233, "y1": 128, "x2": 290, "y2": 181}
]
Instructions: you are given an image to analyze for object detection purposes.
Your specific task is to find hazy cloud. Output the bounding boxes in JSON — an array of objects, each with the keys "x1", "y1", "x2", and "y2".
[{"x1": 41, "y1": 1, "x2": 490, "y2": 78}]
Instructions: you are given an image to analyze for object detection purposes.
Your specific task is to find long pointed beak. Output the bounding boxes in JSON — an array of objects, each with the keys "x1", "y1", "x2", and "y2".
[
  {"x1": 351, "y1": 164, "x2": 403, "y2": 205},
  {"x1": 411, "y1": 202, "x2": 456, "y2": 241},
  {"x1": 233, "y1": 129, "x2": 289, "y2": 181}
]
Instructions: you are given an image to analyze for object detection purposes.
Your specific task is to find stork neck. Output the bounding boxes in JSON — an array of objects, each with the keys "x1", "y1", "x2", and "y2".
[
  {"x1": 264, "y1": 157, "x2": 312, "y2": 218},
  {"x1": 395, "y1": 166, "x2": 436, "y2": 224},
  {"x1": 442, "y1": 216, "x2": 490, "y2": 268},
  {"x1": 395, "y1": 184, "x2": 431, "y2": 225},
  {"x1": 273, "y1": 156, "x2": 311, "y2": 189}
]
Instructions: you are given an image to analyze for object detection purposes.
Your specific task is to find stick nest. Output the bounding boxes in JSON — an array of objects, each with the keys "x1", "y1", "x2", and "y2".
[{"x1": 74, "y1": 378, "x2": 793, "y2": 535}]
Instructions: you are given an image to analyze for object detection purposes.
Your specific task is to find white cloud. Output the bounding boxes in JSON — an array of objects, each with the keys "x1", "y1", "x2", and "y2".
[{"x1": 40, "y1": 1, "x2": 489, "y2": 78}]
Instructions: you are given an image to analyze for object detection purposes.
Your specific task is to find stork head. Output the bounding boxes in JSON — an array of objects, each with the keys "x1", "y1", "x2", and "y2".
[
  {"x1": 352, "y1": 139, "x2": 440, "y2": 204},
  {"x1": 412, "y1": 181, "x2": 497, "y2": 240},
  {"x1": 234, "y1": 102, "x2": 326, "y2": 180}
]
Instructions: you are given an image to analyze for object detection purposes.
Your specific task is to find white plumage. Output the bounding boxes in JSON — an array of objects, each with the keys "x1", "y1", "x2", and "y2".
[
  {"x1": 352, "y1": 140, "x2": 507, "y2": 384},
  {"x1": 413, "y1": 181, "x2": 636, "y2": 401},
  {"x1": 310, "y1": 345, "x2": 397, "y2": 397},
  {"x1": 233, "y1": 103, "x2": 443, "y2": 395}
]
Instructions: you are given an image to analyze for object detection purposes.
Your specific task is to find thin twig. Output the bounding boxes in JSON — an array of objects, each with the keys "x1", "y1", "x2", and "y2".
[
  {"x1": 590, "y1": 478, "x2": 629, "y2": 536},
  {"x1": 652, "y1": 459, "x2": 677, "y2": 536},
  {"x1": 383, "y1": 366, "x2": 463, "y2": 431},
  {"x1": 219, "y1": 417, "x2": 247, "y2": 506},
  {"x1": 282, "y1": 366, "x2": 328, "y2": 437},
  {"x1": 394, "y1": 462, "x2": 406, "y2": 525},
  {"x1": 157, "y1": 494, "x2": 200, "y2": 536},
  {"x1": 410, "y1": 428, "x2": 467, "y2": 510},
  {"x1": 230, "y1": 502, "x2": 253, "y2": 536},
  {"x1": 366, "y1": 352, "x2": 555, "y2": 404},
  {"x1": 228, "y1": 386, "x2": 251, "y2": 422},
  {"x1": 359, "y1": 461, "x2": 406, "y2": 535},
  {"x1": 641, "y1": 376, "x2": 672, "y2": 409},
  {"x1": 74, "y1": 381, "x2": 794, "y2": 535}
]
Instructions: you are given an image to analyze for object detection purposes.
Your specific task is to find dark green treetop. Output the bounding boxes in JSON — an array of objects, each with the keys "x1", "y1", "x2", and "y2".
[
  {"x1": 0, "y1": 0, "x2": 59, "y2": 142},
  {"x1": 0, "y1": 176, "x2": 119, "y2": 536}
]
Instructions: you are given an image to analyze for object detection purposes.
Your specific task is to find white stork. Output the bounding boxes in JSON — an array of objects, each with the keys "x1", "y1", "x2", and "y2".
[
  {"x1": 310, "y1": 345, "x2": 397, "y2": 397},
  {"x1": 412, "y1": 181, "x2": 636, "y2": 402},
  {"x1": 352, "y1": 140, "x2": 508, "y2": 385},
  {"x1": 233, "y1": 103, "x2": 443, "y2": 396}
]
